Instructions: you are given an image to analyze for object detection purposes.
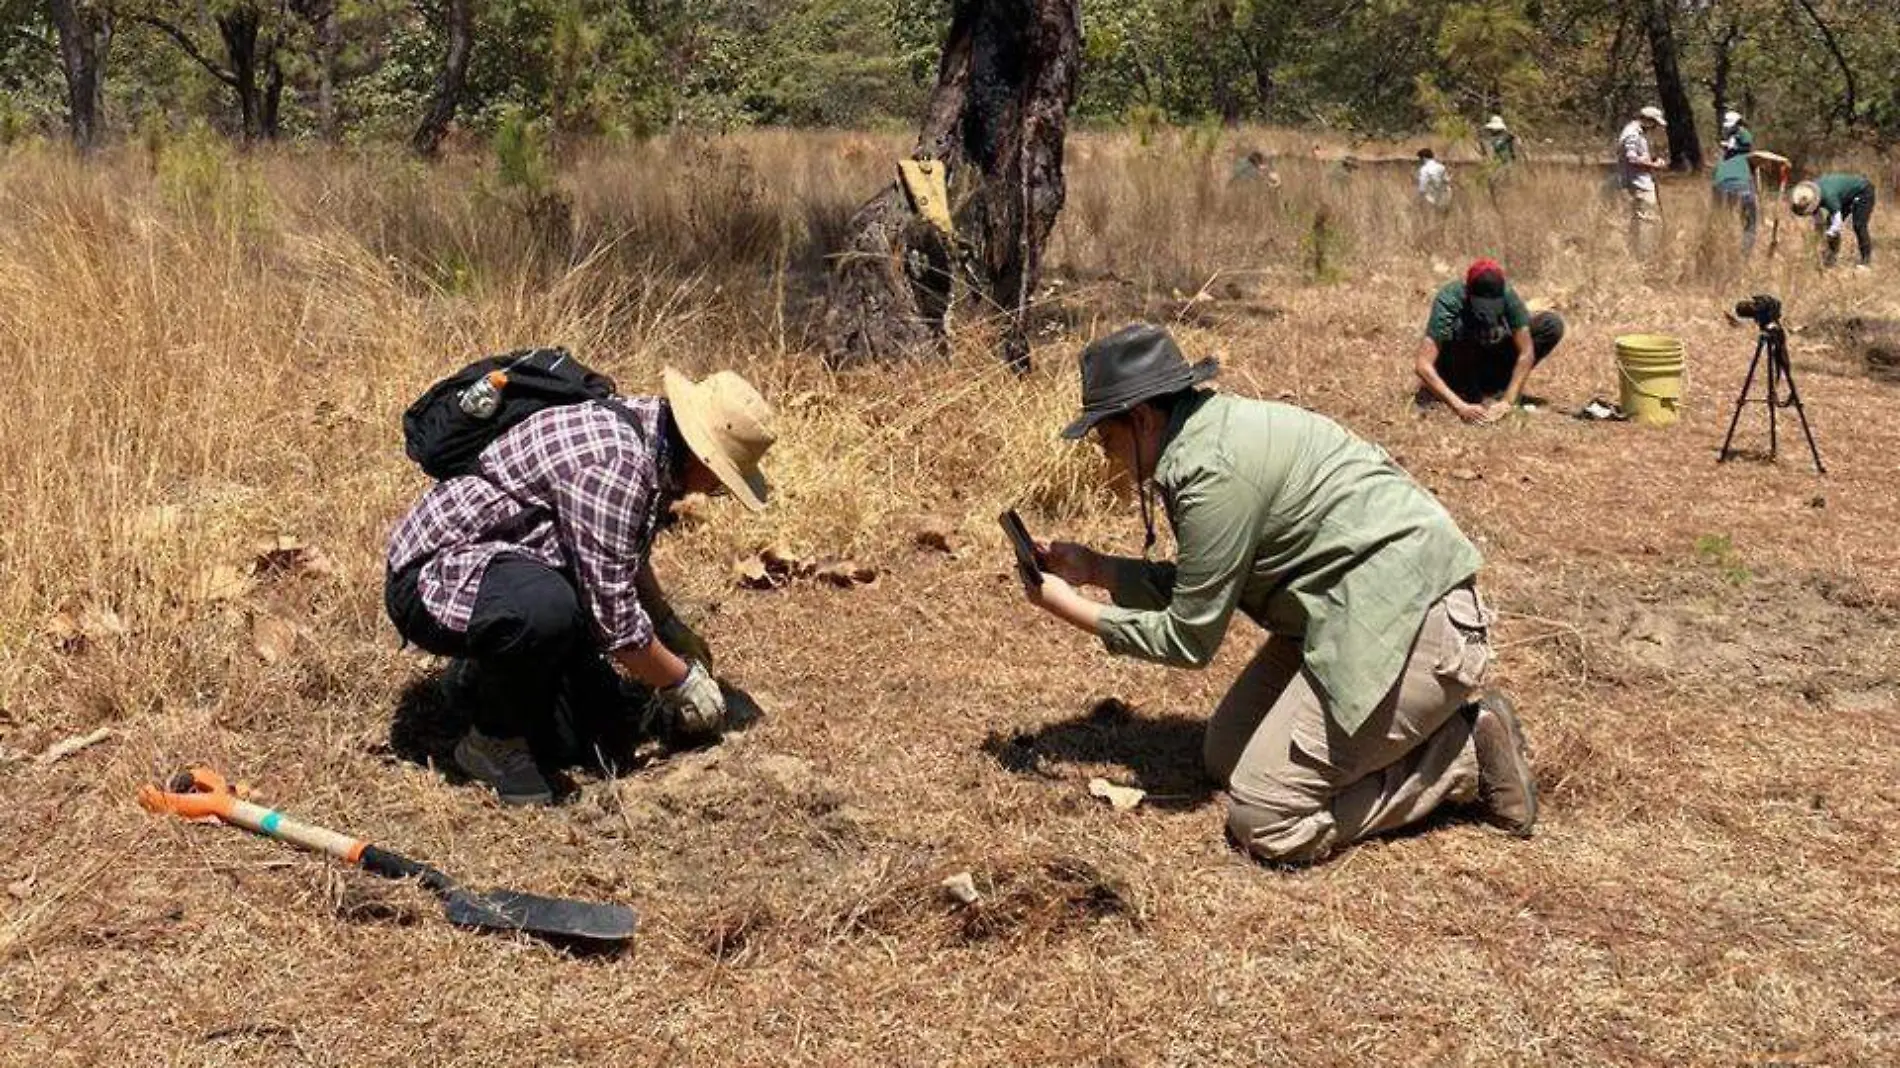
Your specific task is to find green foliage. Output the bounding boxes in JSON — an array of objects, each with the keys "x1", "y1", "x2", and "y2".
[
  {"x1": 5, "y1": 0, "x2": 1897, "y2": 155},
  {"x1": 155, "y1": 123, "x2": 274, "y2": 238},
  {"x1": 1694, "y1": 533, "x2": 1753, "y2": 586},
  {"x1": 493, "y1": 109, "x2": 552, "y2": 194}
]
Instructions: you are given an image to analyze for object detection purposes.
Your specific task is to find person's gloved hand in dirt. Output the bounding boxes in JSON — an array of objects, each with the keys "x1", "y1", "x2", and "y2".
[{"x1": 657, "y1": 660, "x2": 727, "y2": 740}]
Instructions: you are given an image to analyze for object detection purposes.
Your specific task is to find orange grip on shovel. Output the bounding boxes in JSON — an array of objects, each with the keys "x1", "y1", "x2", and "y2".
[{"x1": 139, "y1": 765, "x2": 366, "y2": 864}]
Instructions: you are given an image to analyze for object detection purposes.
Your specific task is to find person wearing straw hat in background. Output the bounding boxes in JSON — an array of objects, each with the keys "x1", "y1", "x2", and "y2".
[
  {"x1": 1617, "y1": 106, "x2": 1670, "y2": 257},
  {"x1": 1018, "y1": 323, "x2": 1539, "y2": 866},
  {"x1": 1791, "y1": 173, "x2": 1877, "y2": 269},
  {"x1": 385, "y1": 368, "x2": 778, "y2": 805},
  {"x1": 1482, "y1": 115, "x2": 1519, "y2": 167}
]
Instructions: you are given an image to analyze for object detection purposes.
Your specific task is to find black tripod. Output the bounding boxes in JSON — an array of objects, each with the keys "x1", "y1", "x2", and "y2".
[{"x1": 1717, "y1": 321, "x2": 1824, "y2": 473}]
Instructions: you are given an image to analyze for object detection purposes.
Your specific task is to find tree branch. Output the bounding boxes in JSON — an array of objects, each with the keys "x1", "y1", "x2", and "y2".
[
  {"x1": 1793, "y1": 0, "x2": 1857, "y2": 125},
  {"x1": 136, "y1": 15, "x2": 238, "y2": 87},
  {"x1": 9, "y1": 25, "x2": 58, "y2": 58}
]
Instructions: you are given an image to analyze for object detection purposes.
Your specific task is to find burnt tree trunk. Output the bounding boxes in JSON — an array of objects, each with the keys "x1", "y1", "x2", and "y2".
[
  {"x1": 411, "y1": 0, "x2": 475, "y2": 158},
  {"x1": 822, "y1": 0, "x2": 1081, "y2": 371},
  {"x1": 1641, "y1": 0, "x2": 1700, "y2": 171},
  {"x1": 47, "y1": 0, "x2": 112, "y2": 153}
]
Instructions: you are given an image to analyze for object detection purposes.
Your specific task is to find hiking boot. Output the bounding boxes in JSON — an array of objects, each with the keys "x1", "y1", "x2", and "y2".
[
  {"x1": 453, "y1": 727, "x2": 554, "y2": 807},
  {"x1": 1466, "y1": 692, "x2": 1538, "y2": 837}
]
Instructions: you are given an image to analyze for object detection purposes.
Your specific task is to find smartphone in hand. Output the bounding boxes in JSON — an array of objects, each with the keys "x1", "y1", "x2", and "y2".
[{"x1": 998, "y1": 509, "x2": 1043, "y2": 587}]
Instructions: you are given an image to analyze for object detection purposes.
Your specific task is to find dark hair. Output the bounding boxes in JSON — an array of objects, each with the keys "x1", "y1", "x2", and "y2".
[{"x1": 1416, "y1": 147, "x2": 1435, "y2": 160}]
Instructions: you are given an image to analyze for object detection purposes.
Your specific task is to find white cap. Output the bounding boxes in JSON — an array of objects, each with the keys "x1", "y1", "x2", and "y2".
[
  {"x1": 1639, "y1": 106, "x2": 1667, "y2": 126},
  {"x1": 1722, "y1": 109, "x2": 1742, "y2": 128},
  {"x1": 1484, "y1": 115, "x2": 1508, "y2": 132}
]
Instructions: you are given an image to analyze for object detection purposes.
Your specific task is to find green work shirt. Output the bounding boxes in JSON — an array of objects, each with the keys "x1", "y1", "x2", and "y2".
[
  {"x1": 1488, "y1": 132, "x2": 1518, "y2": 165},
  {"x1": 1093, "y1": 392, "x2": 1483, "y2": 735},
  {"x1": 1425, "y1": 280, "x2": 1529, "y2": 345},
  {"x1": 1712, "y1": 155, "x2": 1753, "y2": 193},
  {"x1": 1816, "y1": 173, "x2": 1874, "y2": 214}
]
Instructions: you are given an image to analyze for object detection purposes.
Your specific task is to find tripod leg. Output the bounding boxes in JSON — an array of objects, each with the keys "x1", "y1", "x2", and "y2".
[
  {"x1": 1718, "y1": 337, "x2": 1767, "y2": 462},
  {"x1": 1774, "y1": 337, "x2": 1826, "y2": 474},
  {"x1": 1767, "y1": 345, "x2": 1779, "y2": 458}
]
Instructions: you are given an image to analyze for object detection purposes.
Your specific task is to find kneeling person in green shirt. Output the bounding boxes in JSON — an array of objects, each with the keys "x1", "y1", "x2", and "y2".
[
  {"x1": 1416, "y1": 259, "x2": 1564, "y2": 422},
  {"x1": 1023, "y1": 323, "x2": 1538, "y2": 865}
]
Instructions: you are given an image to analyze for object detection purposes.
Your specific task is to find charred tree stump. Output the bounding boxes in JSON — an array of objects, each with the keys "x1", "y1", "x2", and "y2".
[{"x1": 822, "y1": 0, "x2": 1081, "y2": 372}]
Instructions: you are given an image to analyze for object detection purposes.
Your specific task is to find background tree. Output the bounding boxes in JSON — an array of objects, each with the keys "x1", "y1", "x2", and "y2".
[
  {"x1": 46, "y1": 0, "x2": 113, "y2": 150},
  {"x1": 822, "y1": 0, "x2": 1081, "y2": 370},
  {"x1": 408, "y1": 0, "x2": 468, "y2": 155}
]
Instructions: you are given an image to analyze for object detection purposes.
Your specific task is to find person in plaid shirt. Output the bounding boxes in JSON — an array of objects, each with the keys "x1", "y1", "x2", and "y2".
[{"x1": 386, "y1": 367, "x2": 778, "y2": 805}]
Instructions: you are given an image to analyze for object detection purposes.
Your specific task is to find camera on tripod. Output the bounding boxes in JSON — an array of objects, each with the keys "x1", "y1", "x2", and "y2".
[
  {"x1": 1719, "y1": 291, "x2": 1823, "y2": 472},
  {"x1": 1734, "y1": 294, "x2": 1782, "y2": 329}
]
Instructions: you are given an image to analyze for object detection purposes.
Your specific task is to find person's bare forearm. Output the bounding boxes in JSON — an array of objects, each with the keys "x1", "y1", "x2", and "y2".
[
  {"x1": 1414, "y1": 339, "x2": 1470, "y2": 412},
  {"x1": 612, "y1": 639, "x2": 689, "y2": 689},
  {"x1": 1500, "y1": 330, "x2": 1535, "y2": 405},
  {"x1": 634, "y1": 562, "x2": 672, "y2": 622}
]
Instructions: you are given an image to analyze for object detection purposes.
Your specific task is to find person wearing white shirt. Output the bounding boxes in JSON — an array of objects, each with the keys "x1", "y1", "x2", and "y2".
[
  {"x1": 1617, "y1": 106, "x2": 1669, "y2": 256},
  {"x1": 1416, "y1": 148, "x2": 1451, "y2": 210}
]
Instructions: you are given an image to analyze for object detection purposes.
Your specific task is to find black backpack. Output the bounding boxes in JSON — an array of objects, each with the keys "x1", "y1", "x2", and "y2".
[{"x1": 402, "y1": 347, "x2": 635, "y2": 480}]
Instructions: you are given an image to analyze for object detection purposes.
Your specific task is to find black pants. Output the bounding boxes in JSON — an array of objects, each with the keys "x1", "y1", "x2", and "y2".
[
  {"x1": 1428, "y1": 311, "x2": 1565, "y2": 404},
  {"x1": 1824, "y1": 190, "x2": 1876, "y2": 266},
  {"x1": 385, "y1": 555, "x2": 624, "y2": 743}
]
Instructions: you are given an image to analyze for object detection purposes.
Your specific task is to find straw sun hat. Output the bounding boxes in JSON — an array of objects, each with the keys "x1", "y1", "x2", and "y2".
[
  {"x1": 1789, "y1": 181, "x2": 1820, "y2": 216},
  {"x1": 662, "y1": 368, "x2": 777, "y2": 511}
]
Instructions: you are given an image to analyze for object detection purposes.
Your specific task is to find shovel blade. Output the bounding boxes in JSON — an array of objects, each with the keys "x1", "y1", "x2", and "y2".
[{"x1": 444, "y1": 888, "x2": 637, "y2": 947}]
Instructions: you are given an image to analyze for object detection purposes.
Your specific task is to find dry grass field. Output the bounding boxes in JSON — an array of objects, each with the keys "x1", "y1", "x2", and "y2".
[{"x1": 1, "y1": 128, "x2": 1896, "y2": 1066}]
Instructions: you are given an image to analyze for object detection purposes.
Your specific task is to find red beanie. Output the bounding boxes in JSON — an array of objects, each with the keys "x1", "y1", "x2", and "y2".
[{"x1": 1466, "y1": 258, "x2": 1506, "y2": 296}]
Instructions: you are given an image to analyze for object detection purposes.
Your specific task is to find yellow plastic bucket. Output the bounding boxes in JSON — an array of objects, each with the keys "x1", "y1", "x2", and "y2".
[{"x1": 1615, "y1": 334, "x2": 1686, "y2": 426}]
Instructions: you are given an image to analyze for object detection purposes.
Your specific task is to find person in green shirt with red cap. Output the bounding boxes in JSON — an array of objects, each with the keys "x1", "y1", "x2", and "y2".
[
  {"x1": 1415, "y1": 259, "x2": 1565, "y2": 422},
  {"x1": 1791, "y1": 173, "x2": 1876, "y2": 268},
  {"x1": 1019, "y1": 323, "x2": 1539, "y2": 866}
]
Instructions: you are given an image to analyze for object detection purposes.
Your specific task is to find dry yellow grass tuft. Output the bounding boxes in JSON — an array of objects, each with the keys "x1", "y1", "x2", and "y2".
[{"x1": 0, "y1": 128, "x2": 1896, "y2": 1064}]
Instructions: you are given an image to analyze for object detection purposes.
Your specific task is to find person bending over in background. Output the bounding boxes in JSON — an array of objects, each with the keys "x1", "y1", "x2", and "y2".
[
  {"x1": 385, "y1": 368, "x2": 777, "y2": 805},
  {"x1": 1791, "y1": 173, "x2": 1876, "y2": 268},
  {"x1": 1414, "y1": 258, "x2": 1565, "y2": 422},
  {"x1": 1020, "y1": 323, "x2": 1539, "y2": 866}
]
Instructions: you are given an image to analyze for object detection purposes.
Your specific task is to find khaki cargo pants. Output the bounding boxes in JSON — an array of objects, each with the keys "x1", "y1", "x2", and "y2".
[
  {"x1": 1626, "y1": 186, "x2": 1663, "y2": 257},
  {"x1": 1203, "y1": 586, "x2": 1494, "y2": 865}
]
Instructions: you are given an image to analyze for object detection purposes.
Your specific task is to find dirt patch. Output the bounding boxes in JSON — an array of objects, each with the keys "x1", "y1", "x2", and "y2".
[
  {"x1": 839, "y1": 854, "x2": 1143, "y2": 948},
  {"x1": 1803, "y1": 315, "x2": 1900, "y2": 384},
  {"x1": 1522, "y1": 565, "x2": 1899, "y2": 702}
]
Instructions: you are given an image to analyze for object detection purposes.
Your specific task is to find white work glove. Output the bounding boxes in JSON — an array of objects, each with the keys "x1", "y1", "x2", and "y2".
[
  {"x1": 656, "y1": 613, "x2": 714, "y2": 670},
  {"x1": 657, "y1": 660, "x2": 726, "y2": 738}
]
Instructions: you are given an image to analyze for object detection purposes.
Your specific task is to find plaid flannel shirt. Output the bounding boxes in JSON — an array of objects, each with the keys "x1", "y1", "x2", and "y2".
[{"x1": 387, "y1": 396, "x2": 679, "y2": 651}]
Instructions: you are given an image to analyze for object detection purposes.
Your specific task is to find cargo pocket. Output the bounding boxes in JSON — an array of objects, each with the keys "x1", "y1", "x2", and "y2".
[{"x1": 1433, "y1": 585, "x2": 1495, "y2": 688}]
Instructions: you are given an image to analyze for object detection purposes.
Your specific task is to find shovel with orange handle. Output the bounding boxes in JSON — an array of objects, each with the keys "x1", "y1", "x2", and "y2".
[{"x1": 139, "y1": 766, "x2": 636, "y2": 949}]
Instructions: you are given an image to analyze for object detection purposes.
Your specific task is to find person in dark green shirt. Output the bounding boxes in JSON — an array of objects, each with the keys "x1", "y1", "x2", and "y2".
[
  {"x1": 1482, "y1": 115, "x2": 1519, "y2": 166},
  {"x1": 1711, "y1": 153, "x2": 1759, "y2": 255},
  {"x1": 1415, "y1": 259, "x2": 1565, "y2": 421},
  {"x1": 1719, "y1": 110, "x2": 1753, "y2": 159},
  {"x1": 1019, "y1": 323, "x2": 1539, "y2": 865},
  {"x1": 1792, "y1": 173, "x2": 1876, "y2": 267}
]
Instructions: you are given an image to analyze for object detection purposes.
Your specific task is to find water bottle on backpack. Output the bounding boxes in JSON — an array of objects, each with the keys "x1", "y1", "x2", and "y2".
[{"x1": 458, "y1": 371, "x2": 507, "y2": 419}]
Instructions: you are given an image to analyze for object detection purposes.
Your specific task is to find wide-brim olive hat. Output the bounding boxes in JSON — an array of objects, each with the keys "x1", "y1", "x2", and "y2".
[
  {"x1": 662, "y1": 367, "x2": 776, "y2": 511},
  {"x1": 1060, "y1": 323, "x2": 1219, "y2": 440}
]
